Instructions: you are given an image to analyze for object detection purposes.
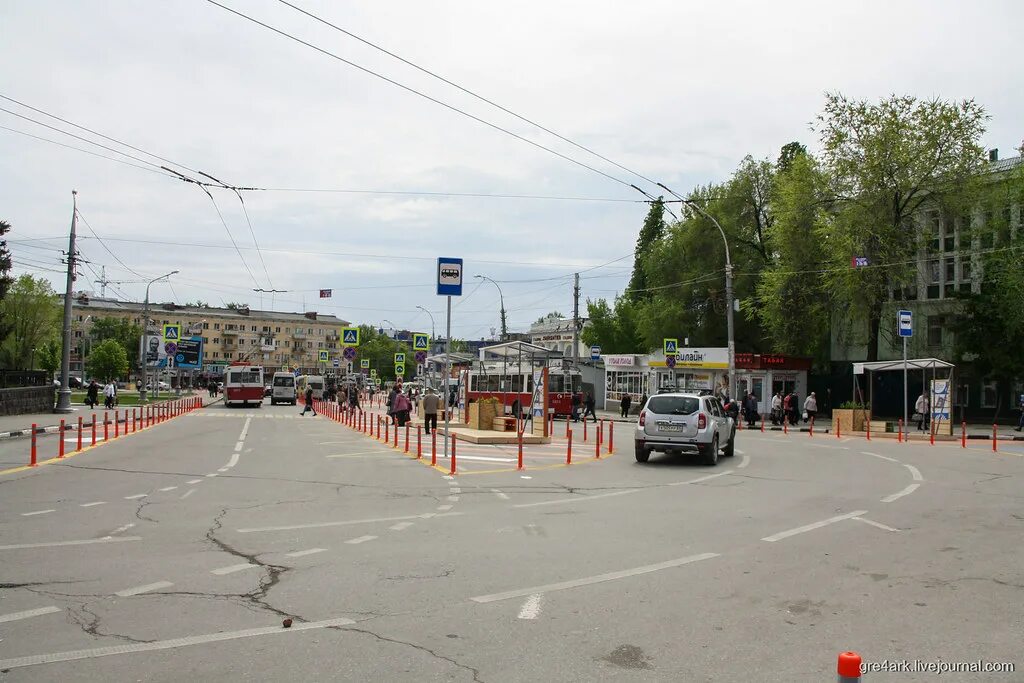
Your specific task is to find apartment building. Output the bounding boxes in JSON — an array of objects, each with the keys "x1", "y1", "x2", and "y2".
[{"x1": 67, "y1": 295, "x2": 350, "y2": 377}]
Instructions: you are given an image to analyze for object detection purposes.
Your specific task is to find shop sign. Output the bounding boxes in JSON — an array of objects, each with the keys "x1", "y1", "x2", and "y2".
[{"x1": 603, "y1": 355, "x2": 635, "y2": 367}]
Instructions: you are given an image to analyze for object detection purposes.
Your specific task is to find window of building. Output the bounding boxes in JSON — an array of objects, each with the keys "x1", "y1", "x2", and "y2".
[
  {"x1": 285, "y1": 327, "x2": 290, "y2": 333},
  {"x1": 202, "y1": 337, "x2": 209, "y2": 343},
  {"x1": 928, "y1": 260, "x2": 940, "y2": 283},
  {"x1": 275, "y1": 327, "x2": 281, "y2": 333},
  {"x1": 263, "y1": 326, "x2": 270, "y2": 332},
  {"x1": 212, "y1": 338, "x2": 219, "y2": 344},
  {"x1": 203, "y1": 322, "x2": 209, "y2": 329},
  {"x1": 927, "y1": 316, "x2": 944, "y2": 346},
  {"x1": 214, "y1": 323, "x2": 220, "y2": 330},
  {"x1": 307, "y1": 341, "x2": 313, "y2": 349},
  {"x1": 981, "y1": 380, "x2": 998, "y2": 408},
  {"x1": 308, "y1": 328, "x2": 313, "y2": 334},
  {"x1": 961, "y1": 260, "x2": 972, "y2": 281},
  {"x1": 945, "y1": 257, "x2": 954, "y2": 281},
  {"x1": 285, "y1": 341, "x2": 290, "y2": 348}
]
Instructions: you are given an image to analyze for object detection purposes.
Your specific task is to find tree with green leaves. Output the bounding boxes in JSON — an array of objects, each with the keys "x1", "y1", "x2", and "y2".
[
  {"x1": 0, "y1": 275, "x2": 61, "y2": 369},
  {"x1": 815, "y1": 93, "x2": 987, "y2": 361},
  {"x1": 37, "y1": 338, "x2": 61, "y2": 378},
  {"x1": 533, "y1": 311, "x2": 566, "y2": 325},
  {"x1": 625, "y1": 198, "x2": 665, "y2": 301},
  {"x1": 0, "y1": 220, "x2": 12, "y2": 303},
  {"x1": 92, "y1": 316, "x2": 143, "y2": 368},
  {"x1": 224, "y1": 302, "x2": 249, "y2": 310},
  {"x1": 89, "y1": 338, "x2": 130, "y2": 381},
  {"x1": 581, "y1": 297, "x2": 645, "y2": 353}
]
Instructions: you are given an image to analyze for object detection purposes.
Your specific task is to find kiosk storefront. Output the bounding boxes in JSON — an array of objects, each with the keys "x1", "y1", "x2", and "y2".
[{"x1": 734, "y1": 353, "x2": 811, "y2": 414}]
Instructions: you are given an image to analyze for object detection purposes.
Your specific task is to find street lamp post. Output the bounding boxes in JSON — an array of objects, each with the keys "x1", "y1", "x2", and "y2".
[
  {"x1": 474, "y1": 275, "x2": 507, "y2": 341},
  {"x1": 657, "y1": 185, "x2": 736, "y2": 400},
  {"x1": 137, "y1": 270, "x2": 179, "y2": 403}
]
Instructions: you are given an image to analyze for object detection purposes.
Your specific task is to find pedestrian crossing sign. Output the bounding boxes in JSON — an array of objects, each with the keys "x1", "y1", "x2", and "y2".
[
  {"x1": 360, "y1": 359, "x2": 370, "y2": 369},
  {"x1": 370, "y1": 369, "x2": 377, "y2": 377},
  {"x1": 412, "y1": 333, "x2": 429, "y2": 351},
  {"x1": 394, "y1": 363, "x2": 405, "y2": 376},
  {"x1": 663, "y1": 338, "x2": 678, "y2": 355},
  {"x1": 163, "y1": 324, "x2": 180, "y2": 342},
  {"x1": 318, "y1": 350, "x2": 329, "y2": 363},
  {"x1": 394, "y1": 352, "x2": 405, "y2": 364},
  {"x1": 341, "y1": 327, "x2": 360, "y2": 347}
]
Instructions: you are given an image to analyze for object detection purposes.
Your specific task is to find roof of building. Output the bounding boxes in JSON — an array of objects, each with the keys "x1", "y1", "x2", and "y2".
[
  {"x1": 987, "y1": 154, "x2": 1023, "y2": 174},
  {"x1": 63, "y1": 294, "x2": 349, "y2": 325}
]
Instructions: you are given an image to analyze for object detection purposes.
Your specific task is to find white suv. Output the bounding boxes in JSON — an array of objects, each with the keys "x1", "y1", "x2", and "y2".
[{"x1": 634, "y1": 392, "x2": 735, "y2": 465}]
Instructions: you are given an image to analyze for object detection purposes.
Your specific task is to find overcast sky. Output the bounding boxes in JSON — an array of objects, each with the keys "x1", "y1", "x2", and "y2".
[{"x1": 2, "y1": 0, "x2": 1021, "y2": 339}]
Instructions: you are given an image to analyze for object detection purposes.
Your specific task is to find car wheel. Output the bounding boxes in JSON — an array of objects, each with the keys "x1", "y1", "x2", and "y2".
[
  {"x1": 634, "y1": 441, "x2": 650, "y2": 463},
  {"x1": 723, "y1": 428, "x2": 735, "y2": 457},
  {"x1": 701, "y1": 435, "x2": 719, "y2": 466}
]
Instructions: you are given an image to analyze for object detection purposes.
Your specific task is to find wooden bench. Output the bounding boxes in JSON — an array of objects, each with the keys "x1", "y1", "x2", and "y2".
[{"x1": 492, "y1": 416, "x2": 517, "y2": 432}]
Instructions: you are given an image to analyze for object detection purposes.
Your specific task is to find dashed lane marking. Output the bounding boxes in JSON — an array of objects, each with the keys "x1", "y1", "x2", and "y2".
[
  {"x1": 180, "y1": 489, "x2": 195, "y2": 499},
  {"x1": 446, "y1": 495, "x2": 460, "y2": 502},
  {"x1": 0, "y1": 536, "x2": 142, "y2": 551},
  {"x1": 0, "y1": 606, "x2": 61, "y2": 623},
  {"x1": 285, "y1": 548, "x2": 327, "y2": 558},
  {"x1": 436, "y1": 504, "x2": 454, "y2": 511},
  {"x1": 124, "y1": 494, "x2": 147, "y2": 500},
  {"x1": 517, "y1": 594, "x2": 543, "y2": 620},
  {"x1": 853, "y1": 516, "x2": 901, "y2": 532},
  {"x1": 0, "y1": 616, "x2": 356, "y2": 670},
  {"x1": 237, "y1": 512, "x2": 461, "y2": 534},
  {"x1": 862, "y1": 451, "x2": 899, "y2": 463},
  {"x1": 80, "y1": 501, "x2": 106, "y2": 507},
  {"x1": 471, "y1": 552, "x2": 720, "y2": 603},
  {"x1": 344, "y1": 535, "x2": 377, "y2": 545},
  {"x1": 491, "y1": 489, "x2": 510, "y2": 501},
  {"x1": 115, "y1": 581, "x2": 174, "y2": 597},
  {"x1": 158, "y1": 486, "x2": 177, "y2": 492},
  {"x1": 881, "y1": 484, "x2": 920, "y2": 503},
  {"x1": 388, "y1": 522, "x2": 414, "y2": 531},
  {"x1": 738, "y1": 455, "x2": 750, "y2": 469},
  {"x1": 186, "y1": 479, "x2": 202, "y2": 485},
  {"x1": 205, "y1": 473, "x2": 217, "y2": 478},
  {"x1": 210, "y1": 563, "x2": 257, "y2": 575},
  {"x1": 667, "y1": 470, "x2": 733, "y2": 486},
  {"x1": 21, "y1": 509, "x2": 56, "y2": 516},
  {"x1": 512, "y1": 488, "x2": 637, "y2": 509},
  {"x1": 761, "y1": 511, "x2": 868, "y2": 542}
]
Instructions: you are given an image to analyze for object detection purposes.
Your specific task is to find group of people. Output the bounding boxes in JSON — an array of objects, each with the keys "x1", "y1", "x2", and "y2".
[
  {"x1": 767, "y1": 390, "x2": 817, "y2": 426},
  {"x1": 84, "y1": 380, "x2": 119, "y2": 410},
  {"x1": 571, "y1": 392, "x2": 597, "y2": 423}
]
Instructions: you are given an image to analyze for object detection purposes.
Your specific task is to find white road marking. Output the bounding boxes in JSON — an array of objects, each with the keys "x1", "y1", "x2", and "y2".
[
  {"x1": 517, "y1": 594, "x2": 543, "y2": 620},
  {"x1": 234, "y1": 441, "x2": 244, "y2": 451},
  {"x1": 0, "y1": 616, "x2": 356, "y2": 670},
  {"x1": 853, "y1": 516, "x2": 901, "y2": 533},
  {"x1": 436, "y1": 504, "x2": 454, "y2": 511},
  {"x1": 904, "y1": 464, "x2": 923, "y2": 481},
  {"x1": 667, "y1": 470, "x2": 734, "y2": 486},
  {"x1": 388, "y1": 522, "x2": 414, "y2": 531},
  {"x1": 491, "y1": 489, "x2": 510, "y2": 500},
  {"x1": 180, "y1": 489, "x2": 195, "y2": 499},
  {"x1": 738, "y1": 455, "x2": 750, "y2": 469},
  {"x1": 450, "y1": 487, "x2": 462, "y2": 494},
  {"x1": 734, "y1": 449, "x2": 745, "y2": 455},
  {"x1": 206, "y1": 473, "x2": 218, "y2": 477},
  {"x1": 513, "y1": 488, "x2": 637, "y2": 509},
  {"x1": 452, "y1": 454, "x2": 517, "y2": 463},
  {"x1": 471, "y1": 553, "x2": 720, "y2": 604},
  {"x1": 115, "y1": 581, "x2": 174, "y2": 597},
  {"x1": 21, "y1": 509, "x2": 56, "y2": 517},
  {"x1": 761, "y1": 511, "x2": 868, "y2": 542},
  {"x1": 520, "y1": 475, "x2": 532, "y2": 479},
  {"x1": 0, "y1": 536, "x2": 141, "y2": 551},
  {"x1": 862, "y1": 451, "x2": 899, "y2": 462},
  {"x1": 237, "y1": 511, "x2": 461, "y2": 533},
  {"x1": 809, "y1": 444, "x2": 849, "y2": 450},
  {"x1": 881, "y1": 483, "x2": 920, "y2": 503},
  {"x1": 80, "y1": 501, "x2": 106, "y2": 507},
  {"x1": 344, "y1": 535, "x2": 377, "y2": 545},
  {"x1": 158, "y1": 486, "x2": 177, "y2": 492},
  {"x1": 325, "y1": 452, "x2": 397, "y2": 458},
  {"x1": 285, "y1": 548, "x2": 327, "y2": 558},
  {"x1": 218, "y1": 468, "x2": 229, "y2": 472},
  {"x1": 442, "y1": 475, "x2": 455, "y2": 480},
  {"x1": 210, "y1": 563, "x2": 257, "y2": 575},
  {"x1": 0, "y1": 606, "x2": 61, "y2": 624},
  {"x1": 226, "y1": 451, "x2": 240, "y2": 468},
  {"x1": 187, "y1": 479, "x2": 202, "y2": 485},
  {"x1": 109, "y1": 523, "x2": 135, "y2": 535},
  {"x1": 124, "y1": 494, "x2": 147, "y2": 500},
  {"x1": 446, "y1": 495, "x2": 460, "y2": 502}
]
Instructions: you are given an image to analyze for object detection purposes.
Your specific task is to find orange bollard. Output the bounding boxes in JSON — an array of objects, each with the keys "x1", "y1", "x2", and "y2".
[
  {"x1": 608, "y1": 422, "x2": 614, "y2": 454},
  {"x1": 566, "y1": 429, "x2": 573, "y2": 464},
  {"x1": 30, "y1": 423, "x2": 37, "y2": 466},
  {"x1": 897, "y1": 418, "x2": 903, "y2": 443},
  {"x1": 865, "y1": 417, "x2": 870, "y2": 441},
  {"x1": 404, "y1": 424, "x2": 410, "y2": 453},
  {"x1": 385, "y1": 419, "x2": 390, "y2": 444},
  {"x1": 760, "y1": 414, "x2": 765, "y2": 432},
  {"x1": 584, "y1": 418, "x2": 588, "y2": 442},
  {"x1": 517, "y1": 427, "x2": 524, "y2": 470},
  {"x1": 961, "y1": 421, "x2": 966, "y2": 448},
  {"x1": 809, "y1": 416, "x2": 814, "y2": 437},
  {"x1": 417, "y1": 425, "x2": 422, "y2": 459},
  {"x1": 993, "y1": 423, "x2": 998, "y2": 452},
  {"x1": 930, "y1": 421, "x2": 935, "y2": 446},
  {"x1": 91, "y1": 413, "x2": 96, "y2": 446},
  {"x1": 783, "y1": 415, "x2": 788, "y2": 435},
  {"x1": 837, "y1": 651, "x2": 862, "y2": 682},
  {"x1": 394, "y1": 420, "x2": 399, "y2": 448},
  {"x1": 114, "y1": 411, "x2": 120, "y2": 438},
  {"x1": 77, "y1": 417, "x2": 83, "y2": 451},
  {"x1": 58, "y1": 420, "x2": 65, "y2": 458},
  {"x1": 450, "y1": 435, "x2": 457, "y2": 475},
  {"x1": 565, "y1": 415, "x2": 570, "y2": 438},
  {"x1": 104, "y1": 411, "x2": 109, "y2": 441},
  {"x1": 431, "y1": 430, "x2": 437, "y2": 466},
  {"x1": 596, "y1": 424, "x2": 602, "y2": 458},
  {"x1": 836, "y1": 418, "x2": 841, "y2": 439}
]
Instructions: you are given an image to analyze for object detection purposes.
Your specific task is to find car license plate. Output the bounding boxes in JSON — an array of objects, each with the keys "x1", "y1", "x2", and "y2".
[{"x1": 660, "y1": 424, "x2": 683, "y2": 432}]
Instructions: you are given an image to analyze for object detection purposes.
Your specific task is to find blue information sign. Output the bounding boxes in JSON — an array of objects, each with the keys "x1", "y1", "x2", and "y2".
[{"x1": 437, "y1": 257, "x2": 463, "y2": 296}]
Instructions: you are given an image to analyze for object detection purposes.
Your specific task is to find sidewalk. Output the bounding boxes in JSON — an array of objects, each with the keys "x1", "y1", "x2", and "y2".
[{"x1": 0, "y1": 394, "x2": 216, "y2": 440}]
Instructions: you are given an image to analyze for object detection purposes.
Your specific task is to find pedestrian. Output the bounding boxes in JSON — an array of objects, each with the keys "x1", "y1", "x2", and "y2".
[
  {"x1": 788, "y1": 391, "x2": 800, "y2": 426},
  {"x1": 782, "y1": 392, "x2": 791, "y2": 425},
  {"x1": 422, "y1": 387, "x2": 439, "y2": 435},
  {"x1": 744, "y1": 392, "x2": 759, "y2": 428},
  {"x1": 639, "y1": 393, "x2": 648, "y2": 411},
  {"x1": 583, "y1": 392, "x2": 597, "y2": 423},
  {"x1": 300, "y1": 385, "x2": 316, "y2": 416},
  {"x1": 1017, "y1": 393, "x2": 1024, "y2": 432},
  {"x1": 392, "y1": 390, "x2": 412, "y2": 427},
  {"x1": 771, "y1": 392, "x2": 783, "y2": 425},
  {"x1": 803, "y1": 392, "x2": 818, "y2": 424},
  {"x1": 571, "y1": 392, "x2": 582, "y2": 422},
  {"x1": 86, "y1": 380, "x2": 99, "y2": 409},
  {"x1": 620, "y1": 393, "x2": 632, "y2": 418},
  {"x1": 103, "y1": 380, "x2": 116, "y2": 410},
  {"x1": 349, "y1": 385, "x2": 360, "y2": 411},
  {"x1": 915, "y1": 392, "x2": 928, "y2": 431},
  {"x1": 387, "y1": 386, "x2": 398, "y2": 423}
]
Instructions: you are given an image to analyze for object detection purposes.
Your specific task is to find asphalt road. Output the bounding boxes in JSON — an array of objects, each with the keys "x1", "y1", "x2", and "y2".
[{"x1": 1, "y1": 400, "x2": 1021, "y2": 682}]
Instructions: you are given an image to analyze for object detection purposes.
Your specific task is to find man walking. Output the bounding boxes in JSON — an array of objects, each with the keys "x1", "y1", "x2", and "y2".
[
  {"x1": 803, "y1": 392, "x2": 818, "y2": 424},
  {"x1": 620, "y1": 393, "x2": 632, "y2": 418},
  {"x1": 86, "y1": 380, "x2": 99, "y2": 409},
  {"x1": 300, "y1": 385, "x2": 316, "y2": 416},
  {"x1": 103, "y1": 380, "x2": 116, "y2": 409},
  {"x1": 744, "y1": 392, "x2": 759, "y2": 428},
  {"x1": 583, "y1": 392, "x2": 597, "y2": 423},
  {"x1": 422, "y1": 387, "x2": 439, "y2": 435},
  {"x1": 915, "y1": 392, "x2": 928, "y2": 431}
]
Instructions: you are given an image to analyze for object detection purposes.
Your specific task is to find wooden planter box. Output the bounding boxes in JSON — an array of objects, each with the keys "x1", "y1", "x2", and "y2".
[
  {"x1": 467, "y1": 401, "x2": 499, "y2": 430},
  {"x1": 492, "y1": 416, "x2": 516, "y2": 432},
  {"x1": 833, "y1": 408, "x2": 869, "y2": 434}
]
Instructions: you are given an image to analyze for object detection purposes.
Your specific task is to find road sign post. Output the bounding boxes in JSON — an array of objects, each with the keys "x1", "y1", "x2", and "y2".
[
  {"x1": 590, "y1": 346, "x2": 601, "y2": 362},
  {"x1": 437, "y1": 257, "x2": 463, "y2": 460},
  {"x1": 898, "y1": 309, "x2": 913, "y2": 437}
]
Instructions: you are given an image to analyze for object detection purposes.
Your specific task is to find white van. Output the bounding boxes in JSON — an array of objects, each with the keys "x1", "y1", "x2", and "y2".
[
  {"x1": 271, "y1": 372, "x2": 297, "y2": 405},
  {"x1": 296, "y1": 375, "x2": 325, "y2": 400}
]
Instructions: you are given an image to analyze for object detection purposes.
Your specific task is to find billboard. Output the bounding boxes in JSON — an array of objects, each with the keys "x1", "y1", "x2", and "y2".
[{"x1": 174, "y1": 337, "x2": 204, "y2": 370}]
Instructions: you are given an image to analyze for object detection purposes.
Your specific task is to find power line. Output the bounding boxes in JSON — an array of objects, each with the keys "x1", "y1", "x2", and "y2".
[
  {"x1": 199, "y1": 186, "x2": 262, "y2": 288},
  {"x1": 0, "y1": 125, "x2": 177, "y2": 178},
  {"x1": 254, "y1": 187, "x2": 644, "y2": 203},
  {"x1": 74, "y1": 210, "x2": 146, "y2": 278},
  {"x1": 275, "y1": 0, "x2": 663, "y2": 192},
  {"x1": 205, "y1": 0, "x2": 642, "y2": 194}
]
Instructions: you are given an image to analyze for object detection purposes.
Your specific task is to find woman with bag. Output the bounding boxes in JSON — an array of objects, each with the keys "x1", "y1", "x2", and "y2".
[{"x1": 803, "y1": 392, "x2": 817, "y2": 423}]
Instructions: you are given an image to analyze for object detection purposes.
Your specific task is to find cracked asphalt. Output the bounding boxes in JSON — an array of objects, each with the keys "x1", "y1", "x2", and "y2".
[{"x1": 1, "y1": 401, "x2": 1022, "y2": 681}]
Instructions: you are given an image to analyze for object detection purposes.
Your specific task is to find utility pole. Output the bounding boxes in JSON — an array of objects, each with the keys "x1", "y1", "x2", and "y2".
[
  {"x1": 572, "y1": 272, "x2": 580, "y2": 368},
  {"x1": 95, "y1": 265, "x2": 107, "y2": 297},
  {"x1": 55, "y1": 190, "x2": 78, "y2": 413}
]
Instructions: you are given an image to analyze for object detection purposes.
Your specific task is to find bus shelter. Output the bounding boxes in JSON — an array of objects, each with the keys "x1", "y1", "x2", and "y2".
[{"x1": 852, "y1": 357, "x2": 956, "y2": 435}]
